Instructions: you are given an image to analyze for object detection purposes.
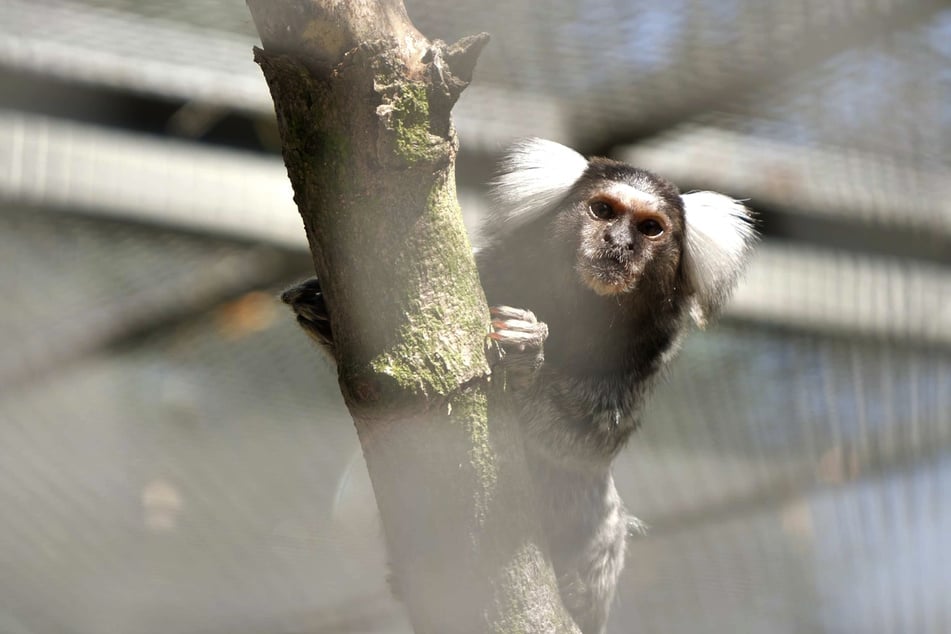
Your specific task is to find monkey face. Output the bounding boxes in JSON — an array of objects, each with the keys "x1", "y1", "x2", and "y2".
[
  {"x1": 490, "y1": 139, "x2": 755, "y2": 329},
  {"x1": 568, "y1": 170, "x2": 685, "y2": 298}
]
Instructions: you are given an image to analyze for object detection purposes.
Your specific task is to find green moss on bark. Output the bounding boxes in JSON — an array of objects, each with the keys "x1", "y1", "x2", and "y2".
[
  {"x1": 454, "y1": 387, "x2": 495, "y2": 521},
  {"x1": 389, "y1": 82, "x2": 441, "y2": 164},
  {"x1": 367, "y1": 161, "x2": 488, "y2": 398}
]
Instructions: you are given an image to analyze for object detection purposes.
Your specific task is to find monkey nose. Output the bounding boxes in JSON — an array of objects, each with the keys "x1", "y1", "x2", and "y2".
[{"x1": 603, "y1": 230, "x2": 635, "y2": 250}]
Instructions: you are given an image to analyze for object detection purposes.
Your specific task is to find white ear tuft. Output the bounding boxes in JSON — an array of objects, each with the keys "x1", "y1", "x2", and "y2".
[
  {"x1": 490, "y1": 138, "x2": 589, "y2": 229},
  {"x1": 681, "y1": 191, "x2": 756, "y2": 327}
]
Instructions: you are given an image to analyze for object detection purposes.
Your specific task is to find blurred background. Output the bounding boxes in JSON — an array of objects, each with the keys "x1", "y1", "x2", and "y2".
[{"x1": 1, "y1": 0, "x2": 949, "y2": 632}]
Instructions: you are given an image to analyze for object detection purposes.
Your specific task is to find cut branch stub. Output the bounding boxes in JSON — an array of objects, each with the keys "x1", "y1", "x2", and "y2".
[{"x1": 248, "y1": 0, "x2": 428, "y2": 71}]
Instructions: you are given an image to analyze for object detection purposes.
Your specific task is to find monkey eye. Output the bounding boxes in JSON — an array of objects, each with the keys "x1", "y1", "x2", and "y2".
[
  {"x1": 637, "y1": 218, "x2": 665, "y2": 238},
  {"x1": 589, "y1": 200, "x2": 616, "y2": 220}
]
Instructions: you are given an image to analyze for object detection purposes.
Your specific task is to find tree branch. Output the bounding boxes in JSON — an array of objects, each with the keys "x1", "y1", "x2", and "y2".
[{"x1": 246, "y1": 1, "x2": 578, "y2": 631}]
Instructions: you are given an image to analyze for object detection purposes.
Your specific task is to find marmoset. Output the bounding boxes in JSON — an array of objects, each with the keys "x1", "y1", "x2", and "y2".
[{"x1": 283, "y1": 138, "x2": 756, "y2": 634}]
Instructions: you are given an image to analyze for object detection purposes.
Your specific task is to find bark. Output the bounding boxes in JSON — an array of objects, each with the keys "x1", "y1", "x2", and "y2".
[{"x1": 246, "y1": 1, "x2": 579, "y2": 632}]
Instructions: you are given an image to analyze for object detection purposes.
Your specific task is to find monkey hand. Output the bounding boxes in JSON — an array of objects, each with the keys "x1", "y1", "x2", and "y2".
[
  {"x1": 487, "y1": 306, "x2": 547, "y2": 391},
  {"x1": 281, "y1": 277, "x2": 335, "y2": 353}
]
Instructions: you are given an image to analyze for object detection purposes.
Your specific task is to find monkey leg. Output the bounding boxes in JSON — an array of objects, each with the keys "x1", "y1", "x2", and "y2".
[
  {"x1": 558, "y1": 522, "x2": 627, "y2": 634},
  {"x1": 281, "y1": 277, "x2": 334, "y2": 350},
  {"x1": 552, "y1": 490, "x2": 631, "y2": 634}
]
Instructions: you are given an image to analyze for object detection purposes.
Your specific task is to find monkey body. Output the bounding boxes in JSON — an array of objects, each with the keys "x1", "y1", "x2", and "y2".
[
  {"x1": 284, "y1": 139, "x2": 755, "y2": 634},
  {"x1": 478, "y1": 150, "x2": 697, "y2": 633},
  {"x1": 478, "y1": 163, "x2": 691, "y2": 461},
  {"x1": 481, "y1": 141, "x2": 754, "y2": 634}
]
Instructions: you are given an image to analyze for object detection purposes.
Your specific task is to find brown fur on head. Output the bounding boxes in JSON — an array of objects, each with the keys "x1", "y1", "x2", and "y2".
[
  {"x1": 556, "y1": 159, "x2": 687, "y2": 301},
  {"x1": 489, "y1": 138, "x2": 756, "y2": 329}
]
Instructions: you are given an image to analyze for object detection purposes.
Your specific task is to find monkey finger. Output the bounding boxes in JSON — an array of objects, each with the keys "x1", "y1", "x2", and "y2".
[
  {"x1": 280, "y1": 277, "x2": 323, "y2": 305},
  {"x1": 491, "y1": 318, "x2": 540, "y2": 333},
  {"x1": 282, "y1": 278, "x2": 330, "y2": 324},
  {"x1": 295, "y1": 315, "x2": 334, "y2": 348},
  {"x1": 488, "y1": 327, "x2": 546, "y2": 349},
  {"x1": 489, "y1": 305, "x2": 538, "y2": 324},
  {"x1": 292, "y1": 302, "x2": 330, "y2": 325}
]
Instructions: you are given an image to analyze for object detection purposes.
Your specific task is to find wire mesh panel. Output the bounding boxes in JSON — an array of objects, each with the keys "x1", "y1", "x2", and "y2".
[{"x1": 0, "y1": 308, "x2": 407, "y2": 634}]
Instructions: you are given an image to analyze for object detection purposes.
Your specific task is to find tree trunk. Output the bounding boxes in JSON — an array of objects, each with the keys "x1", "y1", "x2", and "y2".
[{"x1": 246, "y1": 1, "x2": 579, "y2": 632}]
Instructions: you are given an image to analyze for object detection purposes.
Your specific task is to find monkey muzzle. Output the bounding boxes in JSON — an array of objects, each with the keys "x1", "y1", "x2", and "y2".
[{"x1": 580, "y1": 248, "x2": 645, "y2": 296}]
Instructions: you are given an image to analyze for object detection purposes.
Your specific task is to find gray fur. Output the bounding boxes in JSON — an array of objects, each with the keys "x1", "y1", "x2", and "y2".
[{"x1": 480, "y1": 142, "x2": 754, "y2": 633}]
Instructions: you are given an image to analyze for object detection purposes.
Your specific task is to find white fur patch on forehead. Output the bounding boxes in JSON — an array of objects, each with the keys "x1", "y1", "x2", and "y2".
[
  {"x1": 597, "y1": 182, "x2": 660, "y2": 209},
  {"x1": 490, "y1": 138, "x2": 589, "y2": 229},
  {"x1": 681, "y1": 191, "x2": 757, "y2": 327}
]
